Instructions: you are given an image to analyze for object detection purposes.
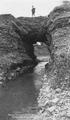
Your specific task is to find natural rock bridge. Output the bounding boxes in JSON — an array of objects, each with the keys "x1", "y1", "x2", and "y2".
[
  {"x1": 0, "y1": 1, "x2": 70, "y2": 89},
  {"x1": 13, "y1": 16, "x2": 52, "y2": 61},
  {"x1": 0, "y1": 14, "x2": 52, "y2": 83},
  {"x1": 1, "y1": 2, "x2": 70, "y2": 120}
]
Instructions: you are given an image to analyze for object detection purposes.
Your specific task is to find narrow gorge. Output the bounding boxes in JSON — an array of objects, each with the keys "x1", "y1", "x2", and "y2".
[{"x1": 1, "y1": 1, "x2": 70, "y2": 120}]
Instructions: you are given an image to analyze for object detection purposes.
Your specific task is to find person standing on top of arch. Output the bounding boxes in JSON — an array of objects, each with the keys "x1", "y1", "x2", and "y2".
[{"x1": 31, "y1": 5, "x2": 36, "y2": 17}]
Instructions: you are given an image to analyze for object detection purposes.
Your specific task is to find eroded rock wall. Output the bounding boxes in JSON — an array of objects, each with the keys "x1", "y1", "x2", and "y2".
[
  {"x1": 0, "y1": 14, "x2": 33, "y2": 84},
  {"x1": 45, "y1": 2, "x2": 70, "y2": 88}
]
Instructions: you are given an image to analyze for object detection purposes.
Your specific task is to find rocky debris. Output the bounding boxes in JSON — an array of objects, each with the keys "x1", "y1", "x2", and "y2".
[{"x1": 37, "y1": 74, "x2": 70, "y2": 120}]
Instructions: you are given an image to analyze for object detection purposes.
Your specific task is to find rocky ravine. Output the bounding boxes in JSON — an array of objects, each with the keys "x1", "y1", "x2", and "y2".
[
  {"x1": 1, "y1": 1, "x2": 70, "y2": 120},
  {"x1": 9, "y1": 1, "x2": 70, "y2": 120}
]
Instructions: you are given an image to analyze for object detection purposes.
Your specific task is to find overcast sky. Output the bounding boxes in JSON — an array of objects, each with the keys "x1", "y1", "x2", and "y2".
[{"x1": 0, "y1": 0, "x2": 65, "y2": 17}]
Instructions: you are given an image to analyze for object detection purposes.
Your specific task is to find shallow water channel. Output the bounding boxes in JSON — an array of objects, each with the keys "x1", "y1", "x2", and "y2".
[{"x1": 0, "y1": 61, "x2": 47, "y2": 120}]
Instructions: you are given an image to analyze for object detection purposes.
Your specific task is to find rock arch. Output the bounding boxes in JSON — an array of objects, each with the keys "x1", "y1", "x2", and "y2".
[
  {"x1": 0, "y1": 14, "x2": 52, "y2": 83},
  {"x1": 12, "y1": 16, "x2": 52, "y2": 61}
]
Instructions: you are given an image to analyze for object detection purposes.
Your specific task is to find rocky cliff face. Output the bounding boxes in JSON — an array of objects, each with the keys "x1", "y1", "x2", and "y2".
[{"x1": 45, "y1": 2, "x2": 70, "y2": 88}]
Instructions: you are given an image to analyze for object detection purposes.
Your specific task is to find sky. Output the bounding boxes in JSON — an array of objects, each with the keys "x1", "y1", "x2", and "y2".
[{"x1": 0, "y1": 0, "x2": 67, "y2": 17}]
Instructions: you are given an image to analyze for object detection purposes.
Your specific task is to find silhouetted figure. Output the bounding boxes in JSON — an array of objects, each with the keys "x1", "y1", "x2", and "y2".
[{"x1": 32, "y1": 6, "x2": 35, "y2": 17}]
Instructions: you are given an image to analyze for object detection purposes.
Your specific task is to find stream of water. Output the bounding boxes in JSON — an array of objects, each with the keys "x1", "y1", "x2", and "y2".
[{"x1": 0, "y1": 61, "x2": 47, "y2": 120}]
